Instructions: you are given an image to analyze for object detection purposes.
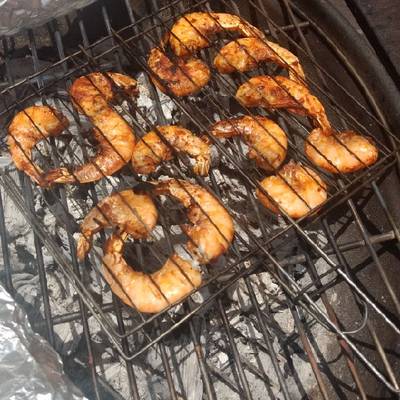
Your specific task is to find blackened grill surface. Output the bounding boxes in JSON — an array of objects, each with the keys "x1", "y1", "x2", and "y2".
[{"x1": 0, "y1": 0, "x2": 400, "y2": 399}]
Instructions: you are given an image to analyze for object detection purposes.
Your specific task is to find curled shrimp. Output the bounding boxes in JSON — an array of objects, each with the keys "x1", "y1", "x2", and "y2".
[
  {"x1": 154, "y1": 179, "x2": 234, "y2": 263},
  {"x1": 214, "y1": 38, "x2": 305, "y2": 83},
  {"x1": 44, "y1": 72, "x2": 137, "y2": 185},
  {"x1": 256, "y1": 161, "x2": 327, "y2": 219},
  {"x1": 77, "y1": 189, "x2": 158, "y2": 261},
  {"x1": 210, "y1": 115, "x2": 287, "y2": 171},
  {"x1": 8, "y1": 105, "x2": 69, "y2": 186},
  {"x1": 305, "y1": 128, "x2": 379, "y2": 173},
  {"x1": 236, "y1": 75, "x2": 330, "y2": 129},
  {"x1": 147, "y1": 47, "x2": 211, "y2": 96},
  {"x1": 102, "y1": 232, "x2": 202, "y2": 313},
  {"x1": 131, "y1": 125, "x2": 211, "y2": 176},
  {"x1": 169, "y1": 12, "x2": 265, "y2": 57}
]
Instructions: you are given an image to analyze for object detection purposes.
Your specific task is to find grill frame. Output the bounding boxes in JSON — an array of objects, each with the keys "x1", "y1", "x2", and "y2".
[{"x1": 0, "y1": 1, "x2": 400, "y2": 399}]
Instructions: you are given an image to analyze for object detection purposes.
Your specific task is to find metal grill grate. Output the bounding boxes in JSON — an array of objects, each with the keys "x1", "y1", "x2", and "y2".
[{"x1": 0, "y1": 0, "x2": 400, "y2": 399}]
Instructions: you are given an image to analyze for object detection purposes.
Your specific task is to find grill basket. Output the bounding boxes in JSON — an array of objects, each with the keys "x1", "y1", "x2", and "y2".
[{"x1": 0, "y1": 0, "x2": 400, "y2": 399}]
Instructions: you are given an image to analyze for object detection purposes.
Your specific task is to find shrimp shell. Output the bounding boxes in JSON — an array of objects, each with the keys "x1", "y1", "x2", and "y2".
[
  {"x1": 44, "y1": 72, "x2": 137, "y2": 185},
  {"x1": 103, "y1": 233, "x2": 201, "y2": 313},
  {"x1": 214, "y1": 38, "x2": 305, "y2": 83},
  {"x1": 256, "y1": 161, "x2": 327, "y2": 219},
  {"x1": 210, "y1": 115, "x2": 287, "y2": 172},
  {"x1": 154, "y1": 179, "x2": 234, "y2": 263},
  {"x1": 148, "y1": 47, "x2": 211, "y2": 96},
  {"x1": 169, "y1": 12, "x2": 265, "y2": 57},
  {"x1": 236, "y1": 75, "x2": 330, "y2": 130},
  {"x1": 305, "y1": 128, "x2": 379, "y2": 173},
  {"x1": 76, "y1": 189, "x2": 158, "y2": 261},
  {"x1": 8, "y1": 105, "x2": 69, "y2": 186},
  {"x1": 131, "y1": 125, "x2": 211, "y2": 176}
]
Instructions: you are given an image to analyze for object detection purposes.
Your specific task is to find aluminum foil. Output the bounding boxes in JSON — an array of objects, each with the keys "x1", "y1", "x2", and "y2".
[
  {"x1": 0, "y1": 0, "x2": 96, "y2": 36},
  {"x1": 0, "y1": 282, "x2": 88, "y2": 400}
]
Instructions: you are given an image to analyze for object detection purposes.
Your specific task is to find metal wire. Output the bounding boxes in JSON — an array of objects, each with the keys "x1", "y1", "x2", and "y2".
[{"x1": 1, "y1": 0, "x2": 400, "y2": 398}]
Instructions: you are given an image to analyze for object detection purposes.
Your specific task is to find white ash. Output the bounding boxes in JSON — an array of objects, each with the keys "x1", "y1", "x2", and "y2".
[
  {"x1": 136, "y1": 72, "x2": 177, "y2": 126},
  {"x1": 203, "y1": 265, "x2": 338, "y2": 400}
]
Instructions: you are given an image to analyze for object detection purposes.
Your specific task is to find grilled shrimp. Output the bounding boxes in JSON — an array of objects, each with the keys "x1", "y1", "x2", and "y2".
[
  {"x1": 8, "y1": 105, "x2": 69, "y2": 186},
  {"x1": 210, "y1": 115, "x2": 287, "y2": 171},
  {"x1": 305, "y1": 128, "x2": 378, "y2": 173},
  {"x1": 76, "y1": 190, "x2": 158, "y2": 261},
  {"x1": 131, "y1": 125, "x2": 211, "y2": 176},
  {"x1": 236, "y1": 76, "x2": 330, "y2": 130},
  {"x1": 148, "y1": 47, "x2": 211, "y2": 96},
  {"x1": 102, "y1": 232, "x2": 202, "y2": 313},
  {"x1": 44, "y1": 72, "x2": 137, "y2": 185},
  {"x1": 154, "y1": 179, "x2": 234, "y2": 263},
  {"x1": 169, "y1": 12, "x2": 265, "y2": 57},
  {"x1": 214, "y1": 38, "x2": 305, "y2": 83},
  {"x1": 256, "y1": 161, "x2": 327, "y2": 219}
]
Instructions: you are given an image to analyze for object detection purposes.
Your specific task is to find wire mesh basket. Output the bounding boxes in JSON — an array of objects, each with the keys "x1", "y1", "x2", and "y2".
[{"x1": 1, "y1": 0, "x2": 400, "y2": 398}]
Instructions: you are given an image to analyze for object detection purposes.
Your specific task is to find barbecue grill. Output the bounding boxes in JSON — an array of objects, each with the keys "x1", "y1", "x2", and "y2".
[{"x1": 0, "y1": 0, "x2": 400, "y2": 399}]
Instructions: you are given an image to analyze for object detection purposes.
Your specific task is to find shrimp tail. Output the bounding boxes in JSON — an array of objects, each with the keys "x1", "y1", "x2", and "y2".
[
  {"x1": 44, "y1": 167, "x2": 76, "y2": 185},
  {"x1": 77, "y1": 234, "x2": 91, "y2": 261}
]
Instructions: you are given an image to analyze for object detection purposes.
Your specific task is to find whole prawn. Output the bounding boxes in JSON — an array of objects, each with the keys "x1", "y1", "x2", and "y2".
[
  {"x1": 210, "y1": 115, "x2": 287, "y2": 171},
  {"x1": 147, "y1": 47, "x2": 211, "y2": 97},
  {"x1": 8, "y1": 105, "x2": 69, "y2": 186},
  {"x1": 131, "y1": 125, "x2": 211, "y2": 176},
  {"x1": 236, "y1": 75, "x2": 330, "y2": 129},
  {"x1": 305, "y1": 128, "x2": 379, "y2": 173},
  {"x1": 44, "y1": 72, "x2": 137, "y2": 185},
  {"x1": 76, "y1": 189, "x2": 158, "y2": 261},
  {"x1": 256, "y1": 161, "x2": 328, "y2": 219},
  {"x1": 101, "y1": 178, "x2": 235, "y2": 313},
  {"x1": 214, "y1": 38, "x2": 305, "y2": 83}
]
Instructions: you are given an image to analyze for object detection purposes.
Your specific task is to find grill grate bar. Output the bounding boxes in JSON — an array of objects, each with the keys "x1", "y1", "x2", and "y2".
[
  {"x1": 45, "y1": 15, "x2": 104, "y2": 399},
  {"x1": 22, "y1": 172, "x2": 56, "y2": 346},
  {"x1": 0, "y1": 186, "x2": 13, "y2": 295},
  {"x1": 217, "y1": 298, "x2": 254, "y2": 399},
  {"x1": 321, "y1": 218, "x2": 400, "y2": 392},
  {"x1": 303, "y1": 252, "x2": 368, "y2": 399},
  {"x1": 342, "y1": 179, "x2": 400, "y2": 316},
  {"x1": 244, "y1": 277, "x2": 293, "y2": 400}
]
